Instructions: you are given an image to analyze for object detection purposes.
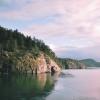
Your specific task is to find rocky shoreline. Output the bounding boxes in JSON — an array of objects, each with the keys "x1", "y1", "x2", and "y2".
[{"x1": 0, "y1": 51, "x2": 61, "y2": 74}]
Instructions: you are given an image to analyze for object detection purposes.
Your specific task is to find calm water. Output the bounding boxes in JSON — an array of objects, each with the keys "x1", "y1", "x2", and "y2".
[{"x1": 0, "y1": 69, "x2": 100, "y2": 100}]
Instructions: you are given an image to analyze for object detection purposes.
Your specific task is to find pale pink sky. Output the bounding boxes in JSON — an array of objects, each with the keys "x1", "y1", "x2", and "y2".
[{"x1": 0, "y1": 0, "x2": 100, "y2": 60}]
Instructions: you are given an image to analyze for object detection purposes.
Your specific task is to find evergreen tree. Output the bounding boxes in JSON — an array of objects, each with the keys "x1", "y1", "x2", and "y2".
[{"x1": 0, "y1": 26, "x2": 56, "y2": 59}]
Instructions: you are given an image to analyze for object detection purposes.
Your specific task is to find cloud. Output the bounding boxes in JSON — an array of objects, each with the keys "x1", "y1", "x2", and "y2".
[
  {"x1": 0, "y1": 0, "x2": 62, "y2": 20},
  {"x1": 20, "y1": 0, "x2": 100, "y2": 38},
  {"x1": 54, "y1": 44, "x2": 100, "y2": 61},
  {"x1": 0, "y1": 0, "x2": 100, "y2": 60}
]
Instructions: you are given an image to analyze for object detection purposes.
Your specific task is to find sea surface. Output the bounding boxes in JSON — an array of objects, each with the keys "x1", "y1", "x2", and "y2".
[{"x1": 0, "y1": 69, "x2": 100, "y2": 100}]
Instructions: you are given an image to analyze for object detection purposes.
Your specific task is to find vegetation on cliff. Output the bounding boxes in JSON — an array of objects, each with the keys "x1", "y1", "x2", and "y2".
[
  {"x1": 0, "y1": 26, "x2": 55, "y2": 58},
  {"x1": 0, "y1": 26, "x2": 61, "y2": 74},
  {"x1": 59, "y1": 58, "x2": 86, "y2": 69}
]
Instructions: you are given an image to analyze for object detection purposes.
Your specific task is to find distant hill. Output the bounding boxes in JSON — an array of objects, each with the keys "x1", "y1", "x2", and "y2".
[
  {"x1": 58, "y1": 58, "x2": 86, "y2": 69},
  {"x1": 59, "y1": 58, "x2": 100, "y2": 69},
  {"x1": 80, "y1": 59, "x2": 100, "y2": 67}
]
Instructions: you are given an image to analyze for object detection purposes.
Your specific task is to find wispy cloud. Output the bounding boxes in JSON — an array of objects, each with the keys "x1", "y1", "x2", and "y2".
[{"x1": 0, "y1": 0, "x2": 100, "y2": 60}]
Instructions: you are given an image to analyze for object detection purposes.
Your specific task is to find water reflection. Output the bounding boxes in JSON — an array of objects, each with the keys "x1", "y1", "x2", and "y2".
[
  {"x1": 0, "y1": 72, "x2": 60, "y2": 100},
  {"x1": 46, "y1": 69, "x2": 100, "y2": 100}
]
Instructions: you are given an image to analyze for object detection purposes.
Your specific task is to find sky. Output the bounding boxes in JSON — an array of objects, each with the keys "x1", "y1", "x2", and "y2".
[{"x1": 0, "y1": 0, "x2": 100, "y2": 61}]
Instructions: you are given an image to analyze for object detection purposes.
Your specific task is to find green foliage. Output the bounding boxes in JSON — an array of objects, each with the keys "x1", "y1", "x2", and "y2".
[
  {"x1": 58, "y1": 58, "x2": 69, "y2": 69},
  {"x1": 80, "y1": 59, "x2": 100, "y2": 67},
  {"x1": 0, "y1": 26, "x2": 55, "y2": 59},
  {"x1": 58, "y1": 58, "x2": 86, "y2": 69}
]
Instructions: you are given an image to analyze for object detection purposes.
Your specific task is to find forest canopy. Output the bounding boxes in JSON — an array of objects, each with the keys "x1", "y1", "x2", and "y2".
[{"x1": 0, "y1": 26, "x2": 55, "y2": 59}]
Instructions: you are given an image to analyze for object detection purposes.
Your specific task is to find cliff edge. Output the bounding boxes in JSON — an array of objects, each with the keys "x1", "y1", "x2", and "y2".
[{"x1": 0, "y1": 26, "x2": 61, "y2": 74}]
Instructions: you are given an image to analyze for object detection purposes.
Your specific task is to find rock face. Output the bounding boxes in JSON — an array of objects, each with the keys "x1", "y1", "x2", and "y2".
[
  {"x1": 36, "y1": 54, "x2": 48, "y2": 73},
  {"x1": 0, "y1": 52, "x2": 61, "y2": 74},
  {"x1": 36, "y1": 54, "x2": 61, "y2": 73},
  {"x1": 48, "y1": 59, "x2": 61, "y2": 72}
]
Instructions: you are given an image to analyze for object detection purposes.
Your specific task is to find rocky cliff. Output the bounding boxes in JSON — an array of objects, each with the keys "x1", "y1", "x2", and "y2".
[
  {"x1": 0, "y1": 26, "x2": 61, "y2": 74},
  {"x1": 0, "y1": 51, "x2": 61, "y2": 74},
  {"x1": 36, "y1": 54, "x2": 61, "y2": 73}
]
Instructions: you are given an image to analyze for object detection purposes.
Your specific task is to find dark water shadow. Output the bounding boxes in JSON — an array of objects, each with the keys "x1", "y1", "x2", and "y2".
[{"x1": 0, "y1": 72, "x2": 60, "y2": 100}]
